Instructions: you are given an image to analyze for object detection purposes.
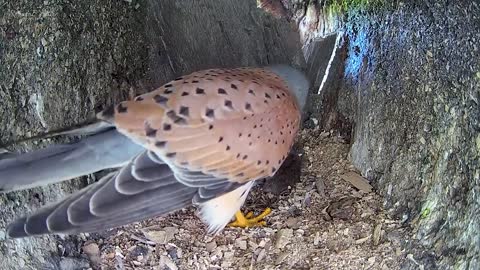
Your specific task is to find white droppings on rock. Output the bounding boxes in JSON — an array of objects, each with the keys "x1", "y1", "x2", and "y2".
[{"x1": 29, "y1": 92, "x2": 47, "y2": 127}]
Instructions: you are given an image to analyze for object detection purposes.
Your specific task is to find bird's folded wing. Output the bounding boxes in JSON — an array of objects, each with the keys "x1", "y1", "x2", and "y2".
[{"x1": 6, "y1": 150, "x2": 243, "y2": 238}]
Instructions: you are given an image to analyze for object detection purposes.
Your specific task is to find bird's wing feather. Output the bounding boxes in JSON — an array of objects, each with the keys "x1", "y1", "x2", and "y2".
[{"x1": 7, "y1": 150, "x2": 241, "y2": 238}]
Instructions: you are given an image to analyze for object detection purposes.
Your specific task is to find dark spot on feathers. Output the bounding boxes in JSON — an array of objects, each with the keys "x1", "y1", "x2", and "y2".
[
  {"x1": 164, "y1": 83, "x2": 173, "y2": 88},
  {"x1": 154, "y1": 95, "x2": 168, "y2": 105},
  {"x1": 248, "y1": 89, "x2": 255, "y2": 96},
  {"x1": 266, "y1": 160, "x2": 270, "y2": 165},
  {"x1": 163, "y1": 124, "x2": 172, "y2": 131},
  {"x1": 164, "y1": 89, "x2": 173, "y2": 94},
  {"x1": 166, "y1": 152, "x2": 176, "y2": 158},
  {"x1": 282, "y1": 92, "x2": 286, "y2": 97},
  {"x1": 135, "y1": 96, "x2": 144, "y2": 101},
  {"x1": 231, "y1": 84, "x2": 238, "y2": 90},
  {"x1": 155, "y1": 141, "x2": 166, "y2": 148},
  {"x1": 272, "y1": 167, "x2": 277, "y2": 173},
  {"x1": 226, "y1": 145, "x2": 231, "y2": 151},
  {"x1": 253, "y1": 125, "x2": 257, "y2": 129},
  {"x1": 218, "y1": 137, "x2": 223, "y2": 142},
  {"x1": 243, "y1": 155, "x2": 248, "y2": 160},
  {"x1": 236, "y1": 172, "x2": 244, "y2": 177},
  {"x1": 265, "y1": 93, "x2": 271, "y2": 99},
  {"x1": 196, "y1": 88, "x2": 205, "y2": 95},
  {"x1": 192, "y1": 80, "x2": 199, "y2": 83},
  {"x1": 257, "y1": 160, "x2": 261, "y2": 165},
  {"x1": 224, "y1": 100, "x2": 233, "y2": 110},
  {"x1": 179, "y1": 106, "x2": 189, "y2": 117},
  {"x1": 174, "y1": 77, "x2": 183, "y2": 81},
  {"x1": 145, "y1": 124, "x2": 157, "y2": 137},
  {"x1": 205, "y1": 108, "x2": 215, "y2": 118},
  {"x1": 117, "y1": 103, "x2": 128, "y2": 113},
  {"x1": 249, "y1": 142, "x2": 252, "y2": 146},
  {"x1": 167, "y1": 110, "x2": 187, "y2": 125},
  {"x1": 248, "y1": 134, "x2": 251, "y2": 137},
  {"x1": 181, "y1": 91, "x2": 189, "y2": 96},
  {"x1": 218, "y1": 88, "x2": 227, "y2": 95},
  {"x1": 101, "y1": 105, "x2": 115, "y2": 118},
  {"x1": 276, "y1": 94, "x2": 281, "y2": 99},
  {"x1": 238, "y1": 133, "x2": 242, "y2": 137},
  {"x1": 236, "y1": 153, "x2": 241, "y2": 158},
  {"x1": 209, "y1": 124, "x2": 214, "y2": 130},
  {"x1": 245, "y1": 103, "x2": 252, "y2": 111}
]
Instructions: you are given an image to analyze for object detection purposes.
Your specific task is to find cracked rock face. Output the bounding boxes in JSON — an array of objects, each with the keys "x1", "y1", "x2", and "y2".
[
  {"x1": 0, "y1": 0, "x2": 303, "y2": 269},
  {"x1": 303, "y1": 1, "x2": 479, "y2": 269}
]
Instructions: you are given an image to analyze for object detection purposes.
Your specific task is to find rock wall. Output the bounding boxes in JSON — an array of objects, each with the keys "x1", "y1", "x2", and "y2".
[
  {"x1": 309, "y1": 1, "x2": 479, "y2": 269},
  {"x1": 0, "y1": 0, "x2": 304, "y2": 269}
]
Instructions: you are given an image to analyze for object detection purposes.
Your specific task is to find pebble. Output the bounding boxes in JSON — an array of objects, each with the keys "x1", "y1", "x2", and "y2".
[
  {"x1": 206, "y1": 241, "x2": 217, "y2": 252},
  {"x1": 257, "y1": 248, "x2": 266, "y2": 262},
  {"x1": 235, "y1": 239, "x2": 247, "y2": 250},
  {"x1": 275, "y1": 229, "x2": 293, "y2": 249}
]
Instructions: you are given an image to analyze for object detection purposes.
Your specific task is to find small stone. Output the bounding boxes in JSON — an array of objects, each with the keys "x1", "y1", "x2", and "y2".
[
  {"x1": 275, "y1": 228, "x2": 293, "y2": 249},
  {"x1": 160, "y1": 255, "x2": 178, "y2": 270},
  {"x1": 235, "y1": 239, "x2": 247, "y2": 250},
  {"x1": 18, "y1": 258, "x2": 26, "y2": 268},
  {"x1": 0, "y1": 230, "x2": 5, "y2": 241},
  {"x1": 373, "y1": 223, "x2": 383, "y2": 246},
  {"x1": 258, "y1": 240, "x2": 266, "y2": 247},
  {"x1": 313, "y1": 232, "x2": 321, "y2": 246},
  {"x1": 82, "y1": 243, "x2": 100, "y2": 256},
  {"x1": 206, "y1": 241, "x2": 217, "y2": 252},
  {"x1": 367, "y1": 256, "x2": 376, "y2": 267},
  {"x1": 257, "y1": 249, "x2": 266, "y2": 262},
  {"x1": 340, "y1": 172, "x2": 373, "y2": 193},
  {"x1": 285, "y1": 217, "x2": 300, "y2": 229},
  {"x1": 105, "y1": 253, "x2": 115, "y2": 259},
  {"x1": 59, "y1": 257, "x2": 90, "y2": 270},
  {"x1": 142, "y1": 226, "x2": 177, "y2": 244},
  {"x1": 82, "y1": 243, "x2": 101, "y2": 266}
]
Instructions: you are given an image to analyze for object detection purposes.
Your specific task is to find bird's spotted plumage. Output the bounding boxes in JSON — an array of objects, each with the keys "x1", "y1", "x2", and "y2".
[
  {"x1": 1, "y1": 65, "x2": 309, "y2": 237},
  {"x1": 101, "y1": 68, "x2": 301, "y2": 183}
]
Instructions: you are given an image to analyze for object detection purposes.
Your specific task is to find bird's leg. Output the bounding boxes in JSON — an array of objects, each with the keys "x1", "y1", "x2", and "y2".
[{"x1": 228, "y1": 208, "x2": 272, "y2": 228}]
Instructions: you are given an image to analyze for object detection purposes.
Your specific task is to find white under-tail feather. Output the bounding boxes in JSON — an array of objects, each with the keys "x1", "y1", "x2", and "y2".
[{"x1": 198, "y1": 181, "x2": 255, "y2": 234}]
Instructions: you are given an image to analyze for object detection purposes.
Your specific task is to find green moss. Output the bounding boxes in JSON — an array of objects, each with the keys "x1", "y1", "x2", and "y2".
[
  {"x1": 420, "y1": 207, "x2": 431, "y2": 219},
  {"x1": 326, "y1": 0, "x2": 387, "y2": 14}
]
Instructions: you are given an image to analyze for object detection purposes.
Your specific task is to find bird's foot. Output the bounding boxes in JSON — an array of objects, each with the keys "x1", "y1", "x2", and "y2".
[{"x1": 228, "y1": 208, "x2": 272, "y2": 228}]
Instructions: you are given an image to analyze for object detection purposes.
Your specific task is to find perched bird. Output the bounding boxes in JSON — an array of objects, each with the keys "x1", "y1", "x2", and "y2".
[{"x1": 0, "y1": 65, "x2": 309, "y2": 238}]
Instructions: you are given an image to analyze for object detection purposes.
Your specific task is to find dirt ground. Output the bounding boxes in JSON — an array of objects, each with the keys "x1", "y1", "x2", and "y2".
[{"x1": 46, "y1": 127, "x2": 414, "y2": 270}]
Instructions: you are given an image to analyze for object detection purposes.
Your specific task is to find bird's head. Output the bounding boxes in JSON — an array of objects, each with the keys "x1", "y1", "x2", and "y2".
[{"x1": 266, "y1": 64, "x2": 310, "y2": 110}]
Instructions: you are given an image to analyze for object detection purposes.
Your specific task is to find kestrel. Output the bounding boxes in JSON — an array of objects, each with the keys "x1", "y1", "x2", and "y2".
[{"x1": 0, "y1": 65, "x2": 309, "y2": 238}]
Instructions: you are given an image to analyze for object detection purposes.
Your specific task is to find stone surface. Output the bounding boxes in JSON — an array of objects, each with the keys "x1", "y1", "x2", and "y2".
[
  {"x1": 0, "y1": 0, "x2": 303, "y2": 269},
  {"x1": 306, "y1": 1, "x2": 480, "y2": 269}
]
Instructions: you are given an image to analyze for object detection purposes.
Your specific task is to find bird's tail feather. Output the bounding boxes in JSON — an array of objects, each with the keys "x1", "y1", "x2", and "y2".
[{"x1": 0, "y1": 122, "x2": 144, "y2": 193}]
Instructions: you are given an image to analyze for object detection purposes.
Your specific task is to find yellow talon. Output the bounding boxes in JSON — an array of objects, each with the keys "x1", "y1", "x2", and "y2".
[{"x1": 228, "y1": 208, "x2": 272, "y2": 228}]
